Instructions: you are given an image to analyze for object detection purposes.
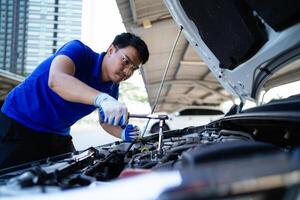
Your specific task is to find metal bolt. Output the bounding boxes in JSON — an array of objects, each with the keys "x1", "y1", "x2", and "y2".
[{"x1": 284, "y1": 130, "x2": 290, "y2": 139}]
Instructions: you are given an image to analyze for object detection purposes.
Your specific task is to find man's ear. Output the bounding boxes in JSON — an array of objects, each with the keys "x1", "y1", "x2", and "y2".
[{"x1": 107, "y1": 44, "x2": 116, "y2": 56}]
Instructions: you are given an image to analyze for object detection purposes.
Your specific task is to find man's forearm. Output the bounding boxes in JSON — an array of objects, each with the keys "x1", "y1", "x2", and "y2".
[
  {"x1": 100, "y1": 123, "x2": 122, "y2": 139},
  {"x1": 48, "y1": 55, "x2": 101, "y2": 106},
  {"x1": 49, "y1": 72, "x2": 99, "y2": 105}
]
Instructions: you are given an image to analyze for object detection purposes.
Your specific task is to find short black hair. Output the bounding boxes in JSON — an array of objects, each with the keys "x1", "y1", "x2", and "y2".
[{"x1": 112, "y1": 32, "x2": 149, "y2": 64}]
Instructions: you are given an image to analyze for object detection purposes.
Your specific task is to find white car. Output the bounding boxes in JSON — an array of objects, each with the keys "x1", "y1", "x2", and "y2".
[
  {"x1": 1, "y1": 0, "x2": 300, "y2": 199},
  {"x1": 147, "y1": 106, "x2": 224, "y2": 133}
]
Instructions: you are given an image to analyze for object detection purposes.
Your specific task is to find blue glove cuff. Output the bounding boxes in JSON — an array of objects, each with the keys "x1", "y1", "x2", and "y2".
[
  {"x1": 121, "y1": 124, "x2": 134, "y2": 142},
  {"x1": 99, "y1": 107, "x2": 105, "y2": 123}
]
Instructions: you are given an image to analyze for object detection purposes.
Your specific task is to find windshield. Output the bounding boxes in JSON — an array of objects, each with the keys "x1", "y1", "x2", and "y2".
[{"x1": 259, "y1": 56, "x2": 300, "y2": 105}]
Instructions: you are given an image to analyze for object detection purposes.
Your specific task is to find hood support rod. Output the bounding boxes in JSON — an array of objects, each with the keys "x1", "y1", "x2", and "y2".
[{"x1": 142, "y1": 25, "x2": 183, "y2": 137}]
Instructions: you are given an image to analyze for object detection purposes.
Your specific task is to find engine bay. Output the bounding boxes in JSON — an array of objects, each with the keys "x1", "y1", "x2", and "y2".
[{"x1": 1, "y1": 114, "x2": 299, "y2": 199}]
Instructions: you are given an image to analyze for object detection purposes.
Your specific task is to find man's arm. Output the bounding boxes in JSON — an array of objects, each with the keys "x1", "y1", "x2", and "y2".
[
  {"x1": 49, "y1": 55, "x2": 128, "y2": 135},
  {"x1": 100, "y1": 123, "x2": 141, "y2": 142},
  {"x1": 100, "y1": 123, "x2": 122, "y2": 139},
  {"x1": 48, "y1": 55, "x2": 99, "y2": 105}
]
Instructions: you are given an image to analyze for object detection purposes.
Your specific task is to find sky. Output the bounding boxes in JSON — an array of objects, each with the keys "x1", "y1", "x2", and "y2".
[{"x1": 81, "y1": 0, "x2": 125, "y2": 51}]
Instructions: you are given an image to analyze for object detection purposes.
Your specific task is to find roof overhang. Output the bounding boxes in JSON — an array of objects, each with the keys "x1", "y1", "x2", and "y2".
[{"x1": 0, "y1": 69, "x2": 24, "y2": 103}]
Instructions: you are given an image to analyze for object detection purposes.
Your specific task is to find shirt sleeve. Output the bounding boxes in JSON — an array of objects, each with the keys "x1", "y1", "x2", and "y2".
[{"x1": 55, "y1": 40, "x2": 86, "y2": 70}]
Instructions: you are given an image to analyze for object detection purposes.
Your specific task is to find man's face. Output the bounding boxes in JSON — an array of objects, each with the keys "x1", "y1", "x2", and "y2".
[{"x1": 105, "y1": 45, "x2": 142, "y2": 83}]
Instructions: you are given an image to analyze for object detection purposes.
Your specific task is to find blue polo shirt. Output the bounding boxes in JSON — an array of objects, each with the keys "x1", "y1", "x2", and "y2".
[{"x1": 1, "y1": 40, "x2": 119, "y2": 136}]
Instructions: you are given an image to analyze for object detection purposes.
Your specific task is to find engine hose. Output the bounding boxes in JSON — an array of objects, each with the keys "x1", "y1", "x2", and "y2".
[{"x1": 160, "y1": 144, "x2": 196, "y2": 163}]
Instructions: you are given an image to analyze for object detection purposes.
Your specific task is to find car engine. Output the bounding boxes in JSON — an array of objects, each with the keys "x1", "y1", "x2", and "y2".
[{"x1": 1, "y1": 110, "x2": 300, "y2": 199}]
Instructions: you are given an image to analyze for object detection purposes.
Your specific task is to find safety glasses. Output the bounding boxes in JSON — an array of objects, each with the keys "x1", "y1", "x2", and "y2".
[{"x1": 117, "y1": 49, "x2": 142, "y2": 71}]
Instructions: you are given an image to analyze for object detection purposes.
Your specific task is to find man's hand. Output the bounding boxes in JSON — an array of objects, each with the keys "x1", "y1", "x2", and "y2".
[
  {"x1": 121, "y1": 124, "x2": 141, "y2": 142},
  {"x1": 94, "y1": 93, "x2": 128, "y2": 127}
]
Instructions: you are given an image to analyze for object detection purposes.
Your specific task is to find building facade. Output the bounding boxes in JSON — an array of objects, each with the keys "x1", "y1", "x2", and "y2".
[
  {"x1": 0, "y1": 0, "x2": 82, "y2": 75},
  {"x1": 0, "y1": 0, "x2": 28, "y2": 74}
]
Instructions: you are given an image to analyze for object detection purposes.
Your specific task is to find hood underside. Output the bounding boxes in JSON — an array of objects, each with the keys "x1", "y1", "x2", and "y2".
[{"x1": 164, "y1": 0, "x2": 300, "y2": 102}]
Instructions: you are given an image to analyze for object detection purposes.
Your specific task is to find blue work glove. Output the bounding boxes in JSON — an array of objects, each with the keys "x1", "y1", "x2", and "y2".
[
  {"x1": 121, "y1": 124, "x2": 141, "y2": 142},
  {"x1": 94, "y1": 93, "x2": 128, "y2": 127}
]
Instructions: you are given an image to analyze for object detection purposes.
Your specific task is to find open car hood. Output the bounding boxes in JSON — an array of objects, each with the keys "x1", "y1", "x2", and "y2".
[{"x1": 164, "y1": 0, "x2": 300, "y2": 103}]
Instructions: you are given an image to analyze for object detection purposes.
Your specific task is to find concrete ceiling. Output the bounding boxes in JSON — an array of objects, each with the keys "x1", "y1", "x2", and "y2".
[{"x1": 116, "y1": 0, "x2": 233, "y2": 112}]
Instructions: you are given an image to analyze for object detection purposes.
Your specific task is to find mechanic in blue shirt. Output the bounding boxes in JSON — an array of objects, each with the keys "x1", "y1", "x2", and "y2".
[{"x1": 0, "y1": 32, "x2": 149, "y2": 169}]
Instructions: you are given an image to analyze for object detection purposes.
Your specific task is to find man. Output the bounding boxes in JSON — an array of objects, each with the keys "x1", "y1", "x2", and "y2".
[{"x1": 0, "y1": 32, "x2": 149, "y2": 169}]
